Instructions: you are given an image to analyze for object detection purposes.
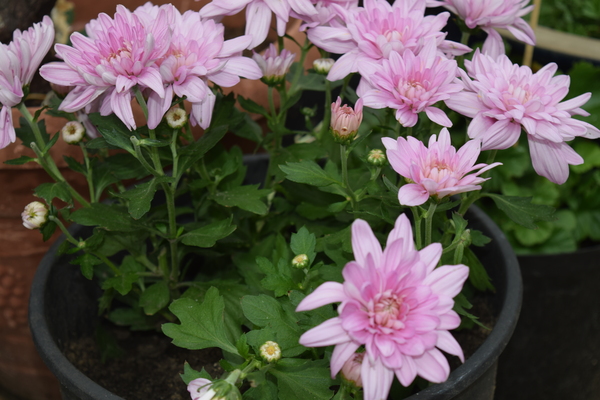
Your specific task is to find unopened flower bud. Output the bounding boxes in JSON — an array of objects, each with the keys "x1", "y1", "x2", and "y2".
[
  {"x1": 292, "y1": 254, "x2": 309, "y2": 269},
  {"x1": 341, "y1": 353, "x2": 364, "y2": 388},
  {"x1": 187, "y1": 378, "x2": 214, "y2": 400},
  {"x1": 367, "y1": 149, "x2": 387, "y2": 166},
  {"x1": 330, "y1": 97, "x2": 363, "y2": 145},
  {"x1": 166, "y1": 107, "x2": 188, "y2": 129},
  {"x1": 22, "y1": 201, "x2": 48, "y2": 230},
  {"x1": 313, "y1": 58, "x2": 335, "y2": 74},
  {"x1": 260, "y1": 341, "x2": 281, "y2": 362},
  {"x1": 61, "y1": 121, "x2": 86, "y2": 144},
  {"x1": 253, "y1": 43, "x2": 295, "y2": 86}
]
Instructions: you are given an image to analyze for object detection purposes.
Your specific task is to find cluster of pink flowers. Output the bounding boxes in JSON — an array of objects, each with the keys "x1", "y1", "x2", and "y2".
[
  {"x1": 297, "y1": 214, "x2": 469, "y2": 400},
  {"x1": 40, "y1": 4, "x2": 262, "y2": 131},
  {"x1": 0, "y1": 16, "x2": 54, "y2": 149}
]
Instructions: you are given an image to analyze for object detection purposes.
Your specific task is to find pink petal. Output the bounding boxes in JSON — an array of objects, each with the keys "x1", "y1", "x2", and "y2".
[
  {"x1": 351, "y1": 219, "x2": 382, "y2": 267},
  {"x1": 414, "y1": 348, "x2": 450, "y2": 383},
  {"x1": 361, "y1": 357, "x2": 394, "y2": 400},
  {"x1": 418, "y1": 243, "x2": 442, "y2": 275},
  {"x1": 330, "y1": 341, "x2": 361, "y2": 378},
  {"x1": 425, "y1": 106, "x2": 452, "y2": 127},
  {"x1": 436, "y1": 330, "x2": 464, "y2": 362},
  {"x1": 398, "y1": 184, "x2": 429, "y2": 206},
  {"x1": 422, "y1": 264, "x2": 469, "y2": 298},
  {"x1": 299, "y1": 318, "x2": 351, "y2": 347},
  {"x1": 528, "y1": 138, "x2": 583, "y2": 184},
  {"x1": 395, "y1": 355, "x2": 418, "y2": 387},
  {"x1": 295, "y1": 281, "x2": 346, "y2": 312}
]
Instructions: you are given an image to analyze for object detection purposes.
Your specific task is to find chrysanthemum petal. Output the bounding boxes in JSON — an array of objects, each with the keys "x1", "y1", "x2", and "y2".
[{"x1": 296, "y1": 282, "x2": 346, "y2": 312}]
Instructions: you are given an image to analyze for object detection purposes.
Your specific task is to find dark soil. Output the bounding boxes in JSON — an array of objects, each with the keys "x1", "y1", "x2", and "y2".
[
  {"x1": 65, "y1": 295, "x2": 496, "y2": 400},
  {"x1": 64, "y1": 326, "x2": 223, "y2": 400}
]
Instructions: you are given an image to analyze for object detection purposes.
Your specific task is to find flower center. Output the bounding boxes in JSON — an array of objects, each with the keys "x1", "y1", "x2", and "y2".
[
  {"x1": 425, "y1": 162, "x2": 451, "y2": 182},
  {"x1": 371, "y1": 293, "x2": 408, "y2": 330},
  {"x1": 506, "y1": 82, "x2": 534, "y2": 106},
  {"x1": 397, "y1": 79, "x2": 426, "y2": 102}
]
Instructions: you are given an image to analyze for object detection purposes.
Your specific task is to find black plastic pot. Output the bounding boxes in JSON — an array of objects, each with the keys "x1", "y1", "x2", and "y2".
[
  {"x1": 29, "y1": 156, "x2": 521, "y2": 400},
  {"x1": 495, "y1": 245, "x2": 600, "y2": 400}
]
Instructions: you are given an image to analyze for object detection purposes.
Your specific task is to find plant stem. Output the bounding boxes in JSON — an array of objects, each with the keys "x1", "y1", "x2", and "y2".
[
  {"x1": 319, "y1": 80, "x2": 332, "y2": 139},
  {"x1": 424, "y1": 202, "x2": 438, "y2": 247},
  {"x1": 79, "y1": 142, "x2": 96, "y2": 202},
  {"x1": 340, "y1": 144, "x2": 357, "y2": 209},
  {"x1": 411, "y1": 206, "x2": 423, "y2": 249}
]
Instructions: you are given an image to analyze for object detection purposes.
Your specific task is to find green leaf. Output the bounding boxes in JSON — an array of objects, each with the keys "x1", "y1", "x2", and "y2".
[
  {"x1": 280, "y1": 160, "x2": 342, "y2": 187},
  {"x1": 486, "y1": 193, "x2": 555, "y2": 229},
  {"x1": 107, "y1": 307, "x2": 158, "y2": 330},
  {"x1": 238, "y1": 95, "x2": 269, "y2": 118},
  {"x1": 462, "y1": 247, "x2": 495, "y2": 292},
  {"x1": 256, "y1": 257, "x2": 295, "y2": 297},
  {"x1": 139, "y1": 281, "x2": 170, "y2": 315},
  {"x1": 181, "y1": 218, "x2": 237, "y2": 248},
  {"x1": 180, "y1": 363, "x2": 212, "y2": 385},
  {"x1": 101, "y1": 272, "x2": 139, "y2": 296},
  {"x1": 70, "y1": 253, "x2": 102, "y2": 280},
  {"x1": 70, "y1": 203, "x2": 138, "y2": 232},
  {"x1": 118, "y1": 179, "x2": 158, "y2": 219},
  {"x1": 243, "y1": 379, "x2": 278, "y2": 400},
  {"x1": 241, "y1": 295, "x2": 304, "y2": 357},
  {"x1": 34, "y1": 182, "x2": 72, "y2": 204},
  {"x1": 290, "y1": 226, "x2": 317, "y2": 263},
  {"x1": 63, "y1": 156, "x2": 87, "y2": 174},
  {"x1": 162, "y1": 287, "x2": 239, "y2": 355},
  {"x1": 95, "y1": 325, "x2": 125, "y2": 363},
  {"x1": 3, "y1": 155, "x2": 36, "y2": 165},
  {"x1": 212, "y1": 185, "x2": 271, "y2": 215},
  {"x1": 513, "y1": 220, "x2": 554, "y2": 246},
  {"x1": 179, "y1": 126, "x2": 228, "y2": 172},
  {"x1": 270, "y1": 360, "x2": 335, "y2": 400},
  {"x1": 88, "y1": 113, "x2": 135, "y2": 154}
]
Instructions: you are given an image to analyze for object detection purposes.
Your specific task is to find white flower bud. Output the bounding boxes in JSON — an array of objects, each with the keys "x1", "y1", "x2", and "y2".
[
  {"x1": 292, "y1": 254, "x2": 309, "y2": 269},
  {"x1": 166, "y1": 107, "x2": 188, "y2": 129},
  {"x1": 22, "y1": 201, "x2": 49, "y2": 229},
  {"x1": 260, "y1": 341, "x2": 281, "y2": 362},
  {"x1": 313, "y1": 58, "x2": 335, "y2": 74},
  {"x1": 61, "y1": 121, "x2": 86, "y2": 144}
]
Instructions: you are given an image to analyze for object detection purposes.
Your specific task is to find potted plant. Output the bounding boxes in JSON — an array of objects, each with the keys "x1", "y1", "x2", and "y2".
[{"x1": 0, "y1": 0, "x2": 595, "y2": 399}]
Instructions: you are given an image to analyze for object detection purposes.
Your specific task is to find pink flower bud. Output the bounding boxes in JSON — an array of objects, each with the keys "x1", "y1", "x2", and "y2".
[
  {"x1": 252, "y1": 44, "x2": 295, "y2": 86},
  {"x1": 330, "y1": 97, "x2": 363, "y2": 145},
  {"x1": 341, "y1": 353, "x2": 364, "y2": 388}
]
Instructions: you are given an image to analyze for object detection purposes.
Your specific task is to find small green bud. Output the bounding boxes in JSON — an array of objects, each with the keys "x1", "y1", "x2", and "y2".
[{"x1": 367, "y1": 149, "x2": 387, "y2": 167}]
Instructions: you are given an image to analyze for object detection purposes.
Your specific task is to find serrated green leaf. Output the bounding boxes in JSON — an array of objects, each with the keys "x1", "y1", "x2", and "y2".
[
  {"x1": 71, "y1": 203, "x2": 138, "y2": 232},
  {"x1": 280, "y1": 160, "x2": 342, "y2": 187},
  {"x1": 180, "y1": 363, "x2": 212, "y2": 385},
  {"x1": 107, "y1": 307, "x2": 158, "y2": 330},
  {"x1": 212, "y1": 185, "x2": 271, "y2": 215},
  {"x1": 34, "y1": 182, "x2": 72, "y2": 204},
  {"x1": 118, "y1": 179, "x2": 158, "y2": 219},
  {"x1": 70, "y1": 253, "x2": 102, "y2": 280},
  {"x1": 290, "y1": 226, "x2": 316, "y2": 263},
  {"x1": 181, "y1": 218, "x2": 237, "y2": 247},
  {"x1": 139, "y1": 281, "x2": 170, "y2": 315},
  {"x1": 270, "y1": 360, "x2": 334, "y2": 400},
  {"x1": 63, "y1": 156, "x2": 87, "y2": 174},
  {"x1": 3, "y1": 155, "x2": 36, "y2": 165},
  {"x1": 238, "y1": 95, "x2": 269, "y2": 117},
  {"x1": 162, "y1": 287, "x2": 239, "y2": 355},
  {"x1": 243, "y1": 378, "x2": 278, "y2": 400},
  {"x1": 257, "y1": 257, "x2": 295, "y2": 297},
  {"x1": 88, "y1": 113, "x2": 135, "y2": 154},
  {"x1": 101, "y1": 272, "x2": 139, "y2": 296},
  {"x1": 486, "y1": 193, "x2": 555, "y2": 229},
  {"x1": 40, "y1": 220, "x2": 57, "y2": 242}
]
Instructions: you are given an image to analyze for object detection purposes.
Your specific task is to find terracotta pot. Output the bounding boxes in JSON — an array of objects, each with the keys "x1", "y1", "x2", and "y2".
[{"x1": 0, "y1": 109, "x2": 88, "y2": 400}]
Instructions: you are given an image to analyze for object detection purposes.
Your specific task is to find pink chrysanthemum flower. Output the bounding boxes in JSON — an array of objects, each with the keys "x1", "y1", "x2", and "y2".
[
  {"x1": 291, "y1": 0, "x2": 358, "y2": 31},
  {"x1": 307, "y1": 0, "x2": 470, "y2": 81},
  {"x1": 330, "y1": 96, "x2": 363, "y2": 144},
  {"x1": 359, "y1": 40, "x2": 463, "y2": 128},
  {"x1": 143, "y1": 5, "x2": 262, "y2": 129},
  {"x1": 382, "y1": 128, "x2": 502, "y2": 206},
  {"x1": 252, "y1": 43, "x2": 295, "y2": 86},
  {"x1": 446, "y1": 50, "x2": 600, "y2": 184},
  {"x1": 40, "y1": 5, "x2": 171, "y2": 130},
  {"x1": 296, "y1": 214, "x2": 469, "y2": 400},
  {"x1": 199, "y1": 0, "x2": 317, "y2": 50},
  {"x1": 430, "y1": 0, "x2": 535, "y2": 58},
  {"x1": 0, "y1": 16, "x2": 54, "y2": 149}
]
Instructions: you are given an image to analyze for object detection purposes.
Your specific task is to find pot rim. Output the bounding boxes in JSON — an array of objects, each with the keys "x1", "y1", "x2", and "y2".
[{"x1": 29, "y1": 201, "x2": 522, "y2": 400}]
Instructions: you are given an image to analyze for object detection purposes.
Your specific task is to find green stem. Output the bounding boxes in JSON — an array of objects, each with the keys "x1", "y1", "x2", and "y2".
[
  {"x1": 163, "y1": 182, "x2": 179, "y2": 282},
  {"x1": 424, "y1": 202, "x2": 438, "y2": 247},
  {"x1": 457, "y1": 192, "x2": 481, "y2": 216},
  {"x1": 79, "y1": 142, "x2": 96, "y2": 202},
  {"x1": 134, "y1": 88, "x2": 164, "y2": 175},
  {"x1": 411, "y1": 206, "x2": 423, "y2": 250},
  {"x1": 131, "y1": 138, "x2": 161, "y2": 176},
  {"x1": 319, "y1": 80, "x2": 332, "y2": 140},
  {"x1": 340, "y1": 144, "x2": 357, "y2": 209}
]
